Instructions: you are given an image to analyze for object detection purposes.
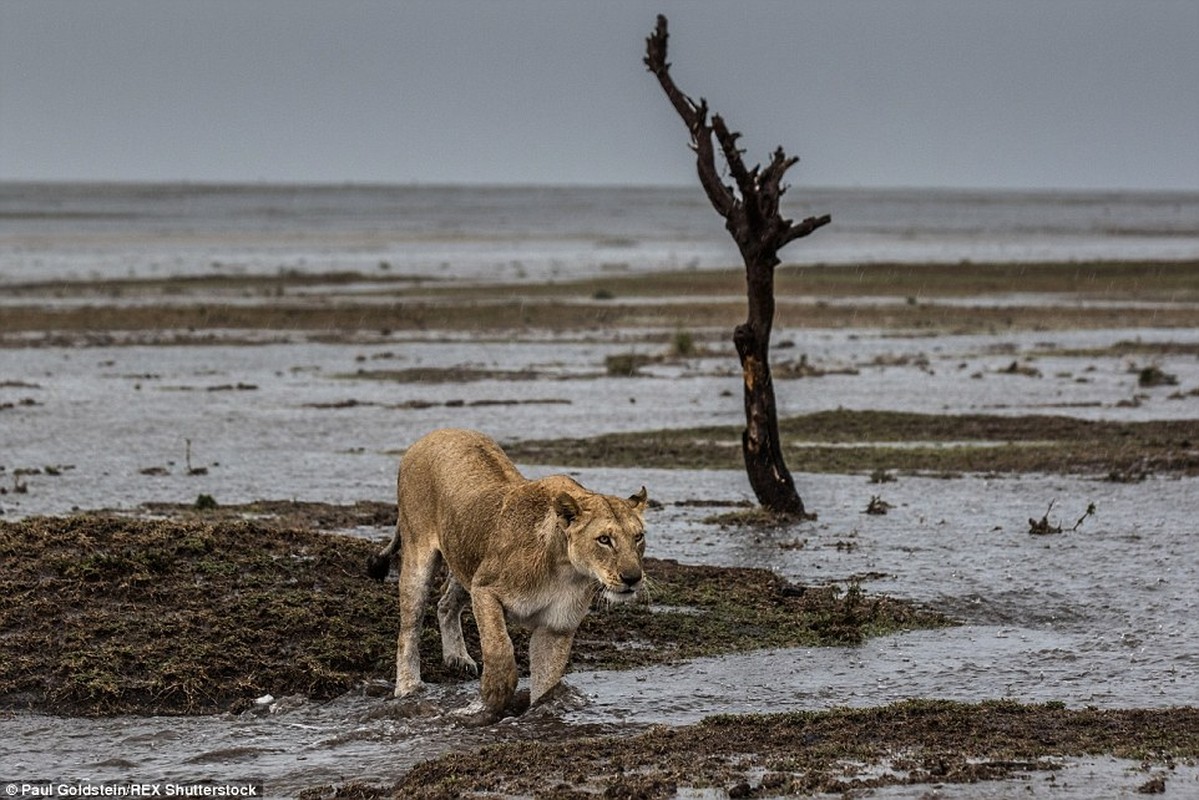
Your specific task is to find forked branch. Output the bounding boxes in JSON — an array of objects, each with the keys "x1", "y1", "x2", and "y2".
[{"x1": 644, "y1": 14, "x2": 830, "y2": 265}]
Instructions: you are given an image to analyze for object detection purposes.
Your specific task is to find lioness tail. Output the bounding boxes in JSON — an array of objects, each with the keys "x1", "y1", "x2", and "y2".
[{"x1": 366, "y1": 532, "x2": 400, "y2": 581}]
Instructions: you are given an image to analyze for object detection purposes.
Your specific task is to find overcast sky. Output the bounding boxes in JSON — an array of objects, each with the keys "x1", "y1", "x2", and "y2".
[{"x1": 2, "y1": 1, "x2": 1197, "y2": 190}]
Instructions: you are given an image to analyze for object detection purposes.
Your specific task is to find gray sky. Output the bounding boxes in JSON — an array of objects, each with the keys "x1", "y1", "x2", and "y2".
[{"x1": 2, "y1": 1, "x2": 1197, "y2": 190}]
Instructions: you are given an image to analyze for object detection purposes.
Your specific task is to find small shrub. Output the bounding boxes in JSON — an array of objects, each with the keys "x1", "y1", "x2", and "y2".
[
  {"x1": 864, "y1": 496, "x2": 892, "y2": 515},
  {"x1": 605, "y1": 352, "x2": 653, "y2": 377},
  {"x1": 869, "y1": 468, "x2": 897, "y2": 484},
  {"x1": 671, "y1": 329, "x2": 696, "y2": 357},
  {"x1": 194, "y1": 494, "x2": 219, "y2": 511},
  {"x1": 1137, "y1": 365, "x2": 1178, "y2": 388}
]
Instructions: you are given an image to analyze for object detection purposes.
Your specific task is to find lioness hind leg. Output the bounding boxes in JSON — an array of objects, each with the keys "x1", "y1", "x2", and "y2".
[
  {"x1": 437, "y1": 576, "x2": 478, "y2": 676},
  {"x1": 395, "y1": 543, "x2": 440, "y2": 697}
]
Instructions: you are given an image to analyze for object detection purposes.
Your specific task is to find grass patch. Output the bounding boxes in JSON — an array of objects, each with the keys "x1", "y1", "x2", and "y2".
[
  {"x1": 604, "y1": 352, "x2": 655, "y2": 376},
  {"x1": 0, "y1": 514, "x2": 948, "y2": 716},
  {"x1": 702, "y1": 507, "x2": 805, "y2": 528},
  {"x1": 0, "y1": 516, "x2": 398, "y2": 716},
  {"x1": 576, "y1": 562, "x2": 949, "y2": 672},
  {"x1": 11, "y1": 261, "x2": 1199, "y2": 302},
  {"x1": 1030, "y1": 338, "x2": 1199, "y2": 358},
  {"x1": 356, "y1": 259, "x2": 1199, "y2": 303},
  {"x1": 505, "y1": 409, "x2": 1199, "y2": 476}
]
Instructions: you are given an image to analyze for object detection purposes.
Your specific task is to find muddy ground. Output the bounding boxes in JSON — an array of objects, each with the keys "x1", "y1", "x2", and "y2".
[
  {"x1": 327, "y1": 702, "x2": 1199, "y2": 799},
  {"x1": 3, "y1": 261, "x2": 1198, "y2": 797},
  {"x1": 506, "y1": 409, "x2": 1199, "y2": 477},
  {"x1": 0, "y1": 511, "x2": 948, "y2": 717},
  {"x1": 3, "y1": 261, "x2": 1199, "y2": 343}
]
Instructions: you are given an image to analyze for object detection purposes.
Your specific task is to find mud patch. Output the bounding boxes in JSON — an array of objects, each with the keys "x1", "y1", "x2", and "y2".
[
  {"x1": 1030, "y1": 338, "x2": 1199, "y2": 358},
  {"x1": 136, "y1": 498, "x2": 398, "y2": 531},
  {"x1": 303, "y1": 397, "x2": 571, "y2": 411},
  {"x1": 316, "y1": 700, "x2": 1199, "y2": 799},
  {"x1": 339, "y1": 366, "x2": 545, "y2": 383},
  {"x1": 505, "y1": 409, "x2": 1199, "y2": 476},
  {"x1": 7, "y1": 262, "x2": 1199, "y2": 344},
  {"x1": 0, "y1": 514, "x2": 948, "y2": 716}
]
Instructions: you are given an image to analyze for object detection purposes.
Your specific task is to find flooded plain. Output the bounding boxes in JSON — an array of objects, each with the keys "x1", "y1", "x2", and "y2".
[
  {"x1": 3, "y1": 184, "x2": 1199, "y2": 797},
  {"x1": 4, "y1": 321, "x2": 1198, "y2": 796}
]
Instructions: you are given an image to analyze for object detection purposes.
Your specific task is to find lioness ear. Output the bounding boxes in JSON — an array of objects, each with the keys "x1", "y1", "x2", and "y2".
[
  {"x1": 555, "y1": 492, "x2": 581, "y2": 528},
  {"x1": 628, "y1": 486, "x2": 648, "y2": 513}
]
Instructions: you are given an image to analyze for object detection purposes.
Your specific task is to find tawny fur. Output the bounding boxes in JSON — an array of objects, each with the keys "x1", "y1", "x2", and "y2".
[{"x1": 369, "y1": 428, "x2": 647, "y2": 719}]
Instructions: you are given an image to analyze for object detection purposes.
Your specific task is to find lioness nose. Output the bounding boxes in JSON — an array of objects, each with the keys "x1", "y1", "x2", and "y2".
[{"x1": 619, "y1": 569, "x2": 642, "y2": 588}]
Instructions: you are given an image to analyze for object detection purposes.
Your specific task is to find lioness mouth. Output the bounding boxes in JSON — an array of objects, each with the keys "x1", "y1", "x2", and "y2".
[{"x1": 603, "y1": 585, "x2": 639, "y2": 603}]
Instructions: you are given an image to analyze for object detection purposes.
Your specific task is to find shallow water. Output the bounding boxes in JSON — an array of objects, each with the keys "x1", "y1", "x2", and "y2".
[
  {"x1": 580, "y1": 467, "x2": 1199, "y2": 710},
  {"x1": 3, "y1": 325, "x2": 1197, "y2": 519}
]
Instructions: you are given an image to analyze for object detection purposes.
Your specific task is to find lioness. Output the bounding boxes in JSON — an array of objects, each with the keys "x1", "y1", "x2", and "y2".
[{"x1": 368, "y1": 428, "x2": 648, "y2": 721}]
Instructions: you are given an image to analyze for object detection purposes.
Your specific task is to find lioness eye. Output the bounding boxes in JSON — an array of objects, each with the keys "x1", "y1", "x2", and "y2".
[
  {"x1": 597, "y1": 535, "x2": 613, "y2": 547},
  {"x1": 635, "y1": 532, "x2": 645, "y2": 543}
]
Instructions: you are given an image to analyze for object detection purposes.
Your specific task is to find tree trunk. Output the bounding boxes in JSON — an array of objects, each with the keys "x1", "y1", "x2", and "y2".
[
  {"x1": 735, "y1": 262, "x2": 807, "y2": 515},
  {"x1": 644, "y1": 15, "x2": 829, "y2": 515}
]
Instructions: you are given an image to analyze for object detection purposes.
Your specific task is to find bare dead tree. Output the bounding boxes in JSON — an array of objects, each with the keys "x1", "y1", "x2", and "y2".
[{"x1": 645, "y1": 14, "x2": 830, "y2": 516}]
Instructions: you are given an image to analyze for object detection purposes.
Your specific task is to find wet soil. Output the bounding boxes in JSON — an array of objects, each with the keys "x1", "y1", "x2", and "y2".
[
  {"x1": 6, "y1": 260, "x2": 1198, "y2": 302},
  {"x1": 5, "y1": 261, "x2": 1199, "y2": 342},
  {"x1": 325, "y1": 701, "x2": 1199, "y2": 799},
  {"x1": 0, "y1": 513, "x2": 946, "y2": 717},
  {"x1": 15, "y1": 295, "x2": 1199, "y2": 339}
]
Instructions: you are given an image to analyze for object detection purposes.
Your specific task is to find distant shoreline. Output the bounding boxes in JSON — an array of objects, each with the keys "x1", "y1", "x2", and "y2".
[{"x1": 4, "y1": 180, "x2": 1199, "y2": 198}]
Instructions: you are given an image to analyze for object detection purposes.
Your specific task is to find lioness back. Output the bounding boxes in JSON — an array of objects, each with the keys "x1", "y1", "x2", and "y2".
[
  {"x1": 399, "y1": 428, "x2": 523, "y2": 501},
  {"x1": 397, "y1": 428, "x2": 525, "y2": 583}
]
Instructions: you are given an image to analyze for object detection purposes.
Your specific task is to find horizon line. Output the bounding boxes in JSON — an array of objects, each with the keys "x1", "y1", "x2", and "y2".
[{"x1": 3, "y1": 179, "x2": 1197, "y2": 198}]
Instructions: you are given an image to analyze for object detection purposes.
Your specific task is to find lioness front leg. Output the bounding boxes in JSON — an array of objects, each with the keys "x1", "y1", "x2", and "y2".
[
  {"x1": 529, "y1": 627, "x2": 575, "y2": 705},
  {"x1": 470, "y1": 587, "x2": 518, "y2": 718}
]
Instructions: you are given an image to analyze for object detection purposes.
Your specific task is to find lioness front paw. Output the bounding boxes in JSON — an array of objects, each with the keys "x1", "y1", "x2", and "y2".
[
  {"x1": 480, "y1": 666, "x2": 518, "y2": 716},
  {"x1": 459, "y1": 688, "x2": 530, "y2": 727}
]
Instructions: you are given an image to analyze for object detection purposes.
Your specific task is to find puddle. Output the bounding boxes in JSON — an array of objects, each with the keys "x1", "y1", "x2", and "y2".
[{"x1": 1, "y1": 684, "x2": 600, "y2": 797}]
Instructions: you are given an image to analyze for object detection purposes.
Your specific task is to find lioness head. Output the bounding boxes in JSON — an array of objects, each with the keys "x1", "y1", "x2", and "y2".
[{"x1": 556, "y1": 486, "x2": 648, "y2": 603}]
